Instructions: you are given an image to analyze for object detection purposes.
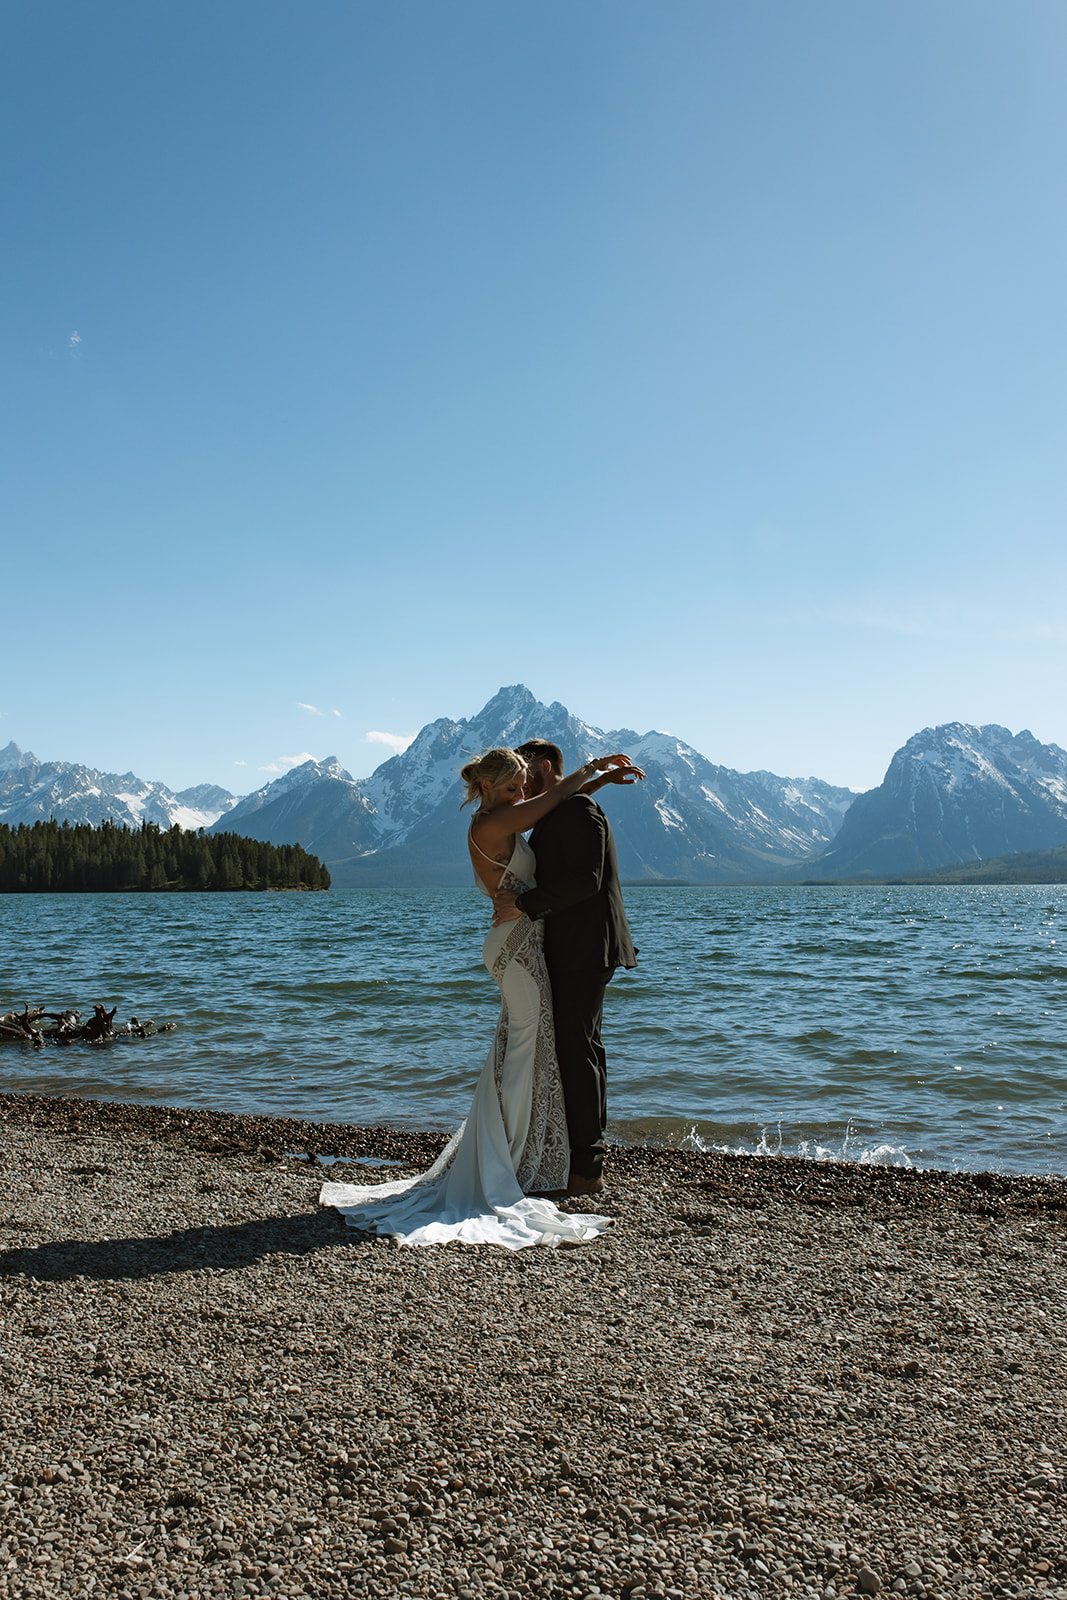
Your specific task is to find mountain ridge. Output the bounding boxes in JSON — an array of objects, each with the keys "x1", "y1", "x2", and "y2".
[
  {"x1": 810, "y1": 722, "x2": 1067, "y2": 878},
  {"x1": 0, "y1": 742, "x2": 240, "y2": 833},
  {"x1": 6, "y1": 697, "x2": 1067, "y2": 884},
  {"x1": 212, "y1": 685, "x2": 857, "y2": 885}
]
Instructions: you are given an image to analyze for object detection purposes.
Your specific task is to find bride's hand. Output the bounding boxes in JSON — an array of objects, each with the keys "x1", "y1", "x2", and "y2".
[
  {"x1": 492, "y1": 889, "x2": 524, "y2": 927},
  {"x1": 596, "y1": 762, "x2": 645, "y2": 785},
  {"x1": 580, "y1": 754, "x2": 646, "y2": 794}
]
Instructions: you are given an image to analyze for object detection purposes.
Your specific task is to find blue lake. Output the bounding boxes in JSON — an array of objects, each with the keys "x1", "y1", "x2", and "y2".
[{"x1": 1, "y1": 884, "x2": 1064, "y2": 1175}]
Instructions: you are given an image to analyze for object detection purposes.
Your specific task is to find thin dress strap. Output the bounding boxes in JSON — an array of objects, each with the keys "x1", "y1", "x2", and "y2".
[{"x1": 468, "y1": 821, "x2": 511, "y2": 869}]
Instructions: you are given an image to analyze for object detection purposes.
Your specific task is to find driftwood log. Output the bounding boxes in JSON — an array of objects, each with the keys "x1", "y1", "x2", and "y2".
[{"x1": 0, "y1": 1003, "x2": 175, "y2": 1049}]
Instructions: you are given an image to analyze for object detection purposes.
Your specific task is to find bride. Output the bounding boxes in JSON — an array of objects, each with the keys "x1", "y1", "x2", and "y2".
[{"x1": 319, "y1": 745, "x2": 636, "y2": 1249}]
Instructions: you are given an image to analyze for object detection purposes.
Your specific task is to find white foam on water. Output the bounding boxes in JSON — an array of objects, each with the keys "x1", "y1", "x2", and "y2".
[{"x1": 677, "y1": 1121, "x2": 915, "y2": 1169}]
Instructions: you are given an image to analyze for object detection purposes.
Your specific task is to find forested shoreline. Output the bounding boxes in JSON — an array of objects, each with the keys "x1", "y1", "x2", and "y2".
[{"x1": 0, "y1": 819, "x2": 330, "y2": 892}]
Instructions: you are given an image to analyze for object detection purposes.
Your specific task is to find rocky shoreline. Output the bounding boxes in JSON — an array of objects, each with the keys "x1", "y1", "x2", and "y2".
[{"x1": 1, "y1": 1090, "x2": 1065, "y2": 1600}]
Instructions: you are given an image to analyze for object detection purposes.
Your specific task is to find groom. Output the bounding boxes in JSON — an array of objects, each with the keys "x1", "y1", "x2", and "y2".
[{"x1": 493, "y1": 738, "x2": 639, "y2": 1196}]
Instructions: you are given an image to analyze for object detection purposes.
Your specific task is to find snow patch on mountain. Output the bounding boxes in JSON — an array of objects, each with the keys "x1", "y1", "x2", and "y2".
[{"x1": 654, "y1": 799, "x2": 685, "y2": 830}]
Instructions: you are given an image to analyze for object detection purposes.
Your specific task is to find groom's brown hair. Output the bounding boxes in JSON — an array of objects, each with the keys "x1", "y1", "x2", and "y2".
[{"x1": 515, "y1": 738, "x2": 563, "y2": 776}]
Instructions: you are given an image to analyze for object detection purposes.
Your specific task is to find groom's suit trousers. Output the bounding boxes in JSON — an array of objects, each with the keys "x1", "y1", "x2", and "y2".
[{"x1": 543, "y1": 959, "x2": 612, "y2": 1180}]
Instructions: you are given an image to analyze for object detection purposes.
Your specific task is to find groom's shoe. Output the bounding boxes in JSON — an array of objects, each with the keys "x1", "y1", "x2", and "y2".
[{"x1": 567, "y1": 1173, "x2": 605, "y2": 1197}]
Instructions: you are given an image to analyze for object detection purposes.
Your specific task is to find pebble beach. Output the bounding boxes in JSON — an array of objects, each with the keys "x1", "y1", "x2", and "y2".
[{"x1": 1, "y1": 1091, "x2": 1065, "y2": 1600}]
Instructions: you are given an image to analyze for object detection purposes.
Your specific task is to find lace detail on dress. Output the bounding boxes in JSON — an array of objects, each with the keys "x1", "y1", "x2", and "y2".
[{"x1": 488, "y1": 915, "x2": 570, "y2": 1194}]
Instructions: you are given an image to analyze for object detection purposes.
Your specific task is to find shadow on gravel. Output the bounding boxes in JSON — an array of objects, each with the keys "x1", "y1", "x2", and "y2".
[{"x1": 0, "y1": 1210, "x2": 350, "y2": 1284}]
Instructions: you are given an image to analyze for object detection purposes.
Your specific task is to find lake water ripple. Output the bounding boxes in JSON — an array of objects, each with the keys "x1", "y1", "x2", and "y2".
[{"x1": 0, "y1": 884, "x2": 1063, "y2": 1175}]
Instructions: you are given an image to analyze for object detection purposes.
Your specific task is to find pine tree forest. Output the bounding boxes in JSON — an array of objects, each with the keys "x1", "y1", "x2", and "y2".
[{"x1": 0, "y1": 820, "x2": 331, "y2": 893}]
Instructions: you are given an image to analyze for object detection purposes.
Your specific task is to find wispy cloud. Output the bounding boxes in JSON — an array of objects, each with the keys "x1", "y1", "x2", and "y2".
[
  {"x1": 233, "y1": 760, "x2": 248, "y2": 767},
  {"x1": 298, "y1": 702, "x2": 324, "y2": 716},
  {"x1": 366, "y1": 730, "x2": 416, "y2": 754},
  {"x1": 68, "y1": 331, "x2": 82, "y2": 358},
  {"x1": 331, "y1": 709, "x2": 342, "y2": 718},
  {"x1": 259, "y1": 751, "x2": 316, "y2": 773}
]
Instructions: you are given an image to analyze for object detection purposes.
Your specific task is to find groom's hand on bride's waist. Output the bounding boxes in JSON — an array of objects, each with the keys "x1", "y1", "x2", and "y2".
[{"x1": 491, "y1": 890, "x2": 523, "y2": 927}]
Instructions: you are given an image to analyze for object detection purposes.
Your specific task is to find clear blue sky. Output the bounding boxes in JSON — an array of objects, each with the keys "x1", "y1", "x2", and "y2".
[{"x1": 4, "y1": 1, "x2": 1065, "y2": 795}]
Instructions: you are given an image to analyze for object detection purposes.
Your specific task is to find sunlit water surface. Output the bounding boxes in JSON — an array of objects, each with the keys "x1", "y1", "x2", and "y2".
[{"x1": 1, "y1": 885, "x2": 1064, "y2": 1175}]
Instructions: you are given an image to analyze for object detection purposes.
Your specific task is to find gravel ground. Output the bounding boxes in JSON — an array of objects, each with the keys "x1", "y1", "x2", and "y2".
[{"x1": 1, "y1": 1090, "x2": 1065, "y2": 1600}]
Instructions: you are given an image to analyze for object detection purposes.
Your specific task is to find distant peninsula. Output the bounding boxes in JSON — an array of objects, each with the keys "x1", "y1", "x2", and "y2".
[
  {"x1": 882, "y1": 843, "x2": 1067, "y2": 885},
  {"x1": 801, "y1": 843, "x2": 1067, "y2": 887},
  {"x1": 0, "y1": 820, "x2": 330, "y2": 893}
]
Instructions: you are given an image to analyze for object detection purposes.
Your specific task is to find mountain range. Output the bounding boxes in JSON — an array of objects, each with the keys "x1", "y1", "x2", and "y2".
[
  {"x1": 0, "y1": 742, "x2": 239, "y2": 833},
  {"x1": 206, "y1": 686, "x2": 856, "y2": 885},
  {"x1": 4, "y1": 688, "x2": 1067, "y2": 883}
]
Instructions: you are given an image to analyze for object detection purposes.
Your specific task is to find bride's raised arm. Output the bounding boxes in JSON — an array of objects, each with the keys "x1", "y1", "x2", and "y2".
[{"x1": 472, "y1": 753, "x2": 636, "y2": 855}]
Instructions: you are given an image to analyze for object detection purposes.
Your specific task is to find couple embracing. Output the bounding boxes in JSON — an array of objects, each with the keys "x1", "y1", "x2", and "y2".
[{"x1": 321, "y1": 739, "x2": 642, "y2": 1249}]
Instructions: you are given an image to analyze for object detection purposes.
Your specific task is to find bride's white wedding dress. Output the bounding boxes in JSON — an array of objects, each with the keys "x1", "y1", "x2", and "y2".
[{"x1": 319, "y1": 833, "x2": 612, "y2": 1249}]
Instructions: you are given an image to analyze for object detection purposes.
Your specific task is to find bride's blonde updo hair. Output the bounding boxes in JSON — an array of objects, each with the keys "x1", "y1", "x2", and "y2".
[{"x1": 460, "y1": 747, "x2": 527, "y2": 810}]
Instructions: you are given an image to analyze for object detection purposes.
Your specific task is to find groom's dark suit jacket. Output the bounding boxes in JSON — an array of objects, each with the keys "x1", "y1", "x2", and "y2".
[{"x1": 517, "y1": 794, "x2": 636, "y2": 971}]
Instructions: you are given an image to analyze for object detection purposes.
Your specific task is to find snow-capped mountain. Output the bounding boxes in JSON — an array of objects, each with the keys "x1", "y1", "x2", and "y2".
[
  {"x1": 601, "y1": 729, "x2": 855, "y2": 882},
  {"x1": 214, "y1": 686, "x2": 858, "y2": 884},
  {"x1": 214, "y1": 756, "x2": 380, "y2": 861},
  {"x1": 359, "y1": 687, "x2": 620, "y2": 847},
  {"x1": 0, "y1": 743, "x2": 239, "y2": 832},
  {"x1": 811, "y1": 723, "x2": 1067, "y2": 878}
]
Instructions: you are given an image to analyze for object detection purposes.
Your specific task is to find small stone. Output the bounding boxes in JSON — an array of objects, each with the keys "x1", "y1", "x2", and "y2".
[{"x1": 857, "y1": 1567, "x2": 882, "y2": 1595}]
